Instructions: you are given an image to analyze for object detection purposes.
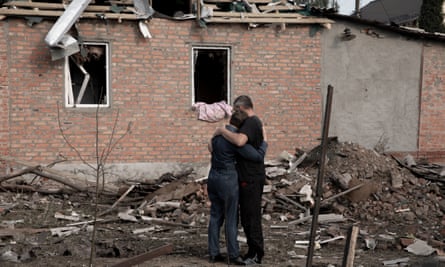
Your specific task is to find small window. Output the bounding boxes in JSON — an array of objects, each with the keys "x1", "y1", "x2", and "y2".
[
  {"x1": 192, "y1": 46, "x2": 230, "y2": 104},
  {"x1": 65, "y1": 42, "x2": 109, "y2": 108}
]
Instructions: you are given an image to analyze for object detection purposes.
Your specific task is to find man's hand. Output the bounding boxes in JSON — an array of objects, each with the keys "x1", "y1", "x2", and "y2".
[
  {"x1": 213, "y1": 127, "x2": 224, "y2": 137},
  {"x1": 263, "y1": 126, "x2": 268, "y2": 142}
]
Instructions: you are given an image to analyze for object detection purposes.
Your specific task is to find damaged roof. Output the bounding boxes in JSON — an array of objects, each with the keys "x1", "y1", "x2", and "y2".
[
  {"x1": 324, "y1": 12, "x2": 445, "y2": 43},
  {"x1": 359, "y1": 0, "x2": 422, "y2": 26},
  {"x1": 0, "y1": 0, "x2": 334, "y2": 24},
  {"x1": 1, "y1": 0, "x2": 443, "y2": 43}
]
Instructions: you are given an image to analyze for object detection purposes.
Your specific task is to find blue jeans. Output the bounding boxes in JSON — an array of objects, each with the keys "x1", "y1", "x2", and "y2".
[{"x1": 207, "y1": 167, "x2": 240, "y2": 259}]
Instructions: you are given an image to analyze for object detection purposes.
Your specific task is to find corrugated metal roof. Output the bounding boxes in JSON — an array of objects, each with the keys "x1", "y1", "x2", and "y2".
[{"x1": 359, "y1": 0, "x2": 422, "y2": 25}]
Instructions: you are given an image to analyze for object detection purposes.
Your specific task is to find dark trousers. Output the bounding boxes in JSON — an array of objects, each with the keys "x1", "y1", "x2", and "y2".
[
  {"x1": 207, "y1": 168, "x2": 240, "y2": 258},
  {"x1": 239, "y1": 179, "x2": 264, "y2": 259}
]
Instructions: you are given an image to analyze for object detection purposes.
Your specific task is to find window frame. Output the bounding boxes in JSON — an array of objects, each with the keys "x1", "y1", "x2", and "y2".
[
  {"x1": 191, "y1": 45, "x2": 231, "y2": 105},
  {"x1": 64, "y1": 41, "x2": 110, "y2": 108}
]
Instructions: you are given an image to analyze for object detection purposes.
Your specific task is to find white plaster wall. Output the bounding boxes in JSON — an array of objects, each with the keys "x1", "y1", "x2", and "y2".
[
  {"x1": 321, "y1": 22, "x2": 421, "y2": 152},
  {"x1": 52, "y1": 162, "x2": 211, "y2": 183}
]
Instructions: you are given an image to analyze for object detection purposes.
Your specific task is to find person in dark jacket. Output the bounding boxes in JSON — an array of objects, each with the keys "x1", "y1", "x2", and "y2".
[{"x1": 207, "y1": 109, "x2": 267, "y2": 265}]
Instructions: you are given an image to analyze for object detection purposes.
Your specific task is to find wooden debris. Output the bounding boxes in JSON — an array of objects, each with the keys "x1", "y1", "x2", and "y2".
[
  {"x1": 321, "y1": 183, "x2": 364, "y2": 204},
  {"x1": 276, "y1": 193, "x2": 307, "y2": 212},
  {"x1": 54, "y1": 211, "x2": 80, "y2": 221},
  {"x1": 382, "y1": 257, "x2": 410, "y2": 266},
  {"x1": 50, "y1": 226, "x2": 80, "y2": 237},
  {"x1": 132, "y1": 226, "x2": 156, "y2": 234},
  {"x1": 110, "y1": 244, "x2": 173, "y2": 267},
  {"x1": 199, "y1": 0, "x2": 334, "y2": 25},
  {"x1": 0, "y1": 227, "x2": 47, "y2": 237},
  {"x1": 289, "y1": 213, "x2": 346, "y2": 225},
  {"x1": 0, "y1": 1, "x2": 141, "y2": 20},
  {"x1": 140, "y1": 215, "x2": 202, "y2": 228},
  {"x1": 99, "y1": 184, "x2": 136, "y2": 216},
  {"x1": 0, "y1": 155, "x2": 117, "y2": 194},
  {"x1": 342, "y1": 225, "x2": 359, "y2": 267},
  {"x1": 67, "y1": 218, "x2": 105, "y2": 226}
]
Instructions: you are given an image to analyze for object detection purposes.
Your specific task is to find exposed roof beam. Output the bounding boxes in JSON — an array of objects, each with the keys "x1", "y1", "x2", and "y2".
[
  {"x1": 204, "y1": 17, "x2": 334, "y2": 24},
  {"x1": 0, "y1": 8, "x2": 139, "y2": 20}
]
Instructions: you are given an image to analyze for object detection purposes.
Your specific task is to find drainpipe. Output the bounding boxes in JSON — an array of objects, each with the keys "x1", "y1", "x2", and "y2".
[{"x1": 44, "y1": 0, "x2": 92, "y2": 47}]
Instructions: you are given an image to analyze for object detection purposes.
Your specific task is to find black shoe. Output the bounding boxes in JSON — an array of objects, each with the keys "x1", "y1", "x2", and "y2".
[
  {"x1": 243, "y1": 254, "x2": 261, "y2": 265},
  {"x1": 229, "y1": 256, "x2": 246, "y2": 265},
  {"x1": 209, "y1": 254, "x2": 224, "y2": 263}
]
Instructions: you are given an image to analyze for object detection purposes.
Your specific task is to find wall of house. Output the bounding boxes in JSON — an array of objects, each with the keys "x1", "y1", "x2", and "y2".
[
  {"x1": 0, "y1": 18, "x2": 324, "y2": 178},
  {"x1": 321, "y1": 22, "x2": 422, "y2": 153},
  {"x1": 419, "y1": 44, "x2": 445, "y2": 162},
  {"x1": 0, "y1": 21, "x2": 8, "y2": 160},
  {"x1": 321, "y1": 21, "x2": 445, "y2": 164}
]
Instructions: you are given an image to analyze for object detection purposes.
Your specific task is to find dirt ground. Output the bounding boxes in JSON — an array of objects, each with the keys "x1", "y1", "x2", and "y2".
[{"x1": 1, "y1": 141, "x2": 445, "y2": 267}]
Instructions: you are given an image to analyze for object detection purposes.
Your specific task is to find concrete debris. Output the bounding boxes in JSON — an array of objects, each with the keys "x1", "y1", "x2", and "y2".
[
  {"x1": 382, "y1": 257, "x2": 410, "y2": 266},
  {"x1": 0, "y1": 140, "x2": 445, "y2": 265},
  {"x1": 404, "y1": 239, "x2": 435, "y2": 256}
]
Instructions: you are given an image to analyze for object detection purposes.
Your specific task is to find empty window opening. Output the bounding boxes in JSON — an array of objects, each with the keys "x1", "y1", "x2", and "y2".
[
  {"x1": 193, "y1": 47, "x2": 230, "y2": 104},
  {"x1": 65, "y1": 42, "x2": 109, "y2": 108},
  {"x1": 151, "y1": 0, "x2": 193, "y2": 17}
]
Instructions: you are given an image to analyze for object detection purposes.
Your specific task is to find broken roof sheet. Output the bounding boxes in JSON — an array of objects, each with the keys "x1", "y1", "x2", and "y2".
[{"x1": 359, "y1": 0, "x2": 422, "y2": 25}]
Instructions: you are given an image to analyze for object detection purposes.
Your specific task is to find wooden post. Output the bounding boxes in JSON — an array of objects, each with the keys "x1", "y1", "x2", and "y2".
[
  {"x1": 196, "y1": 0, "x2": 201, "y2": 21},
  {"x1": 342, "y1": 226, "x2": 359, "y2": 267},
  {"x1": 305, "y1": 85, "x2": 334, "y2": 267}
]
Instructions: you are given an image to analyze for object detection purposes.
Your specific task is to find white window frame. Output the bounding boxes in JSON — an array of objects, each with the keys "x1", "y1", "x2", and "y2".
[
  {"x1": 65, "y1": 41, "x2": 110, "y2": 108},
  {"x1": 191, "y1": 46, "x2": 231, "y2": 104}
]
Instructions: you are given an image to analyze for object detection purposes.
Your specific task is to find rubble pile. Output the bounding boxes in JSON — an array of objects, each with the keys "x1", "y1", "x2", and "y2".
[
  {"x1": 1, "y1": 140, "x2": 445, "y2": 266},
  {"x1": 304, "y1": 140, "x2": 445, "y2": 241},
  {"x1": 268, "y1": 139, "x2": 445, "y2": 243}
]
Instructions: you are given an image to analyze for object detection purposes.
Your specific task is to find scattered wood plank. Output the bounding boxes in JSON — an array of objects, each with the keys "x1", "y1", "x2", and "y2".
[
  {"x1": 275, "y1": 193, "x2": 307, "y2": 211},
  {"x1": 110, "y1": 244, "x2": 173, "y2": 267},
  {"x1": 99, "y1": 184, "x2": 136, "y2": 217},
  {"x1": 0, "y1": 155, "x2": 118, "y2": 195},
  {"x1": 321, "y1": 183, "x2": 364, "y2": 204},
  {"x1": 259, "y1": 5, "x2": 303, "y2": 12},
  {"x1": 289, "y1": 213, "x2": 346, "y2": 225},
  {"x1": 342, "y1": 225, "x2": 359, "y2": 267},
  {"x1": 140, "y1": 215, "x2": 202, "y2": 228},
  {"x1": 0, "y1": 228, "x2": 48, "y2": 237}
]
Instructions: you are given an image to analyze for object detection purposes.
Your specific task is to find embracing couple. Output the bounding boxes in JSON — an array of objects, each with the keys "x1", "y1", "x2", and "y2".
[{"x1": 207, "y1": 95, "x2": 266, "y2": 265}]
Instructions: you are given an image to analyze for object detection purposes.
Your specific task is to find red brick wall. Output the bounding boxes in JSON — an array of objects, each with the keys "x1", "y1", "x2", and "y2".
[
  {"x1": 0, "y1": 21, "x2": 9, "y2": 160},
  {"x1": 419, "y1": 44, "x2": 445, "y2": 163},
  {"x1": 1, "y1": 18, "x2": 322, "y2": 164}
]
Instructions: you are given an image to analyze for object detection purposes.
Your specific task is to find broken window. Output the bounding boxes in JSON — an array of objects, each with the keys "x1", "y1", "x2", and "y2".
[
  {"x1": 192, "y1": 46, "x2": 230, "y2": 104},
  {"x1": 151, "y1": 0, "x2": 193, "y2": 17},
  {"x1": 65, "y1": 42, "x2": 109, "y2": 108}
]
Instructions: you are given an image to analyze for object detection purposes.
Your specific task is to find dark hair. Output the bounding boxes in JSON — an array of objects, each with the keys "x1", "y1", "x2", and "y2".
[
  {"x1": 233, "y1": 95, "x2": 253, "y2": 109},
  {"x1": 230, "y1": 110, "x2": 248, "y2": 128}
]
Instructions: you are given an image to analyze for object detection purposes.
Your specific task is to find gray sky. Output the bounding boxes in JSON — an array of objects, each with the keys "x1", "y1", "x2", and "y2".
[{"x1": 335, "y1": 0, "x2": 374, "y2": 15}]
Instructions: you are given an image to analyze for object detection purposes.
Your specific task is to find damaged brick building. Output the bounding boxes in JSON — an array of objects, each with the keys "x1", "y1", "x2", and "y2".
[{"x1": 0, "y1": 0, "x2": 444, "y2": 179}]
